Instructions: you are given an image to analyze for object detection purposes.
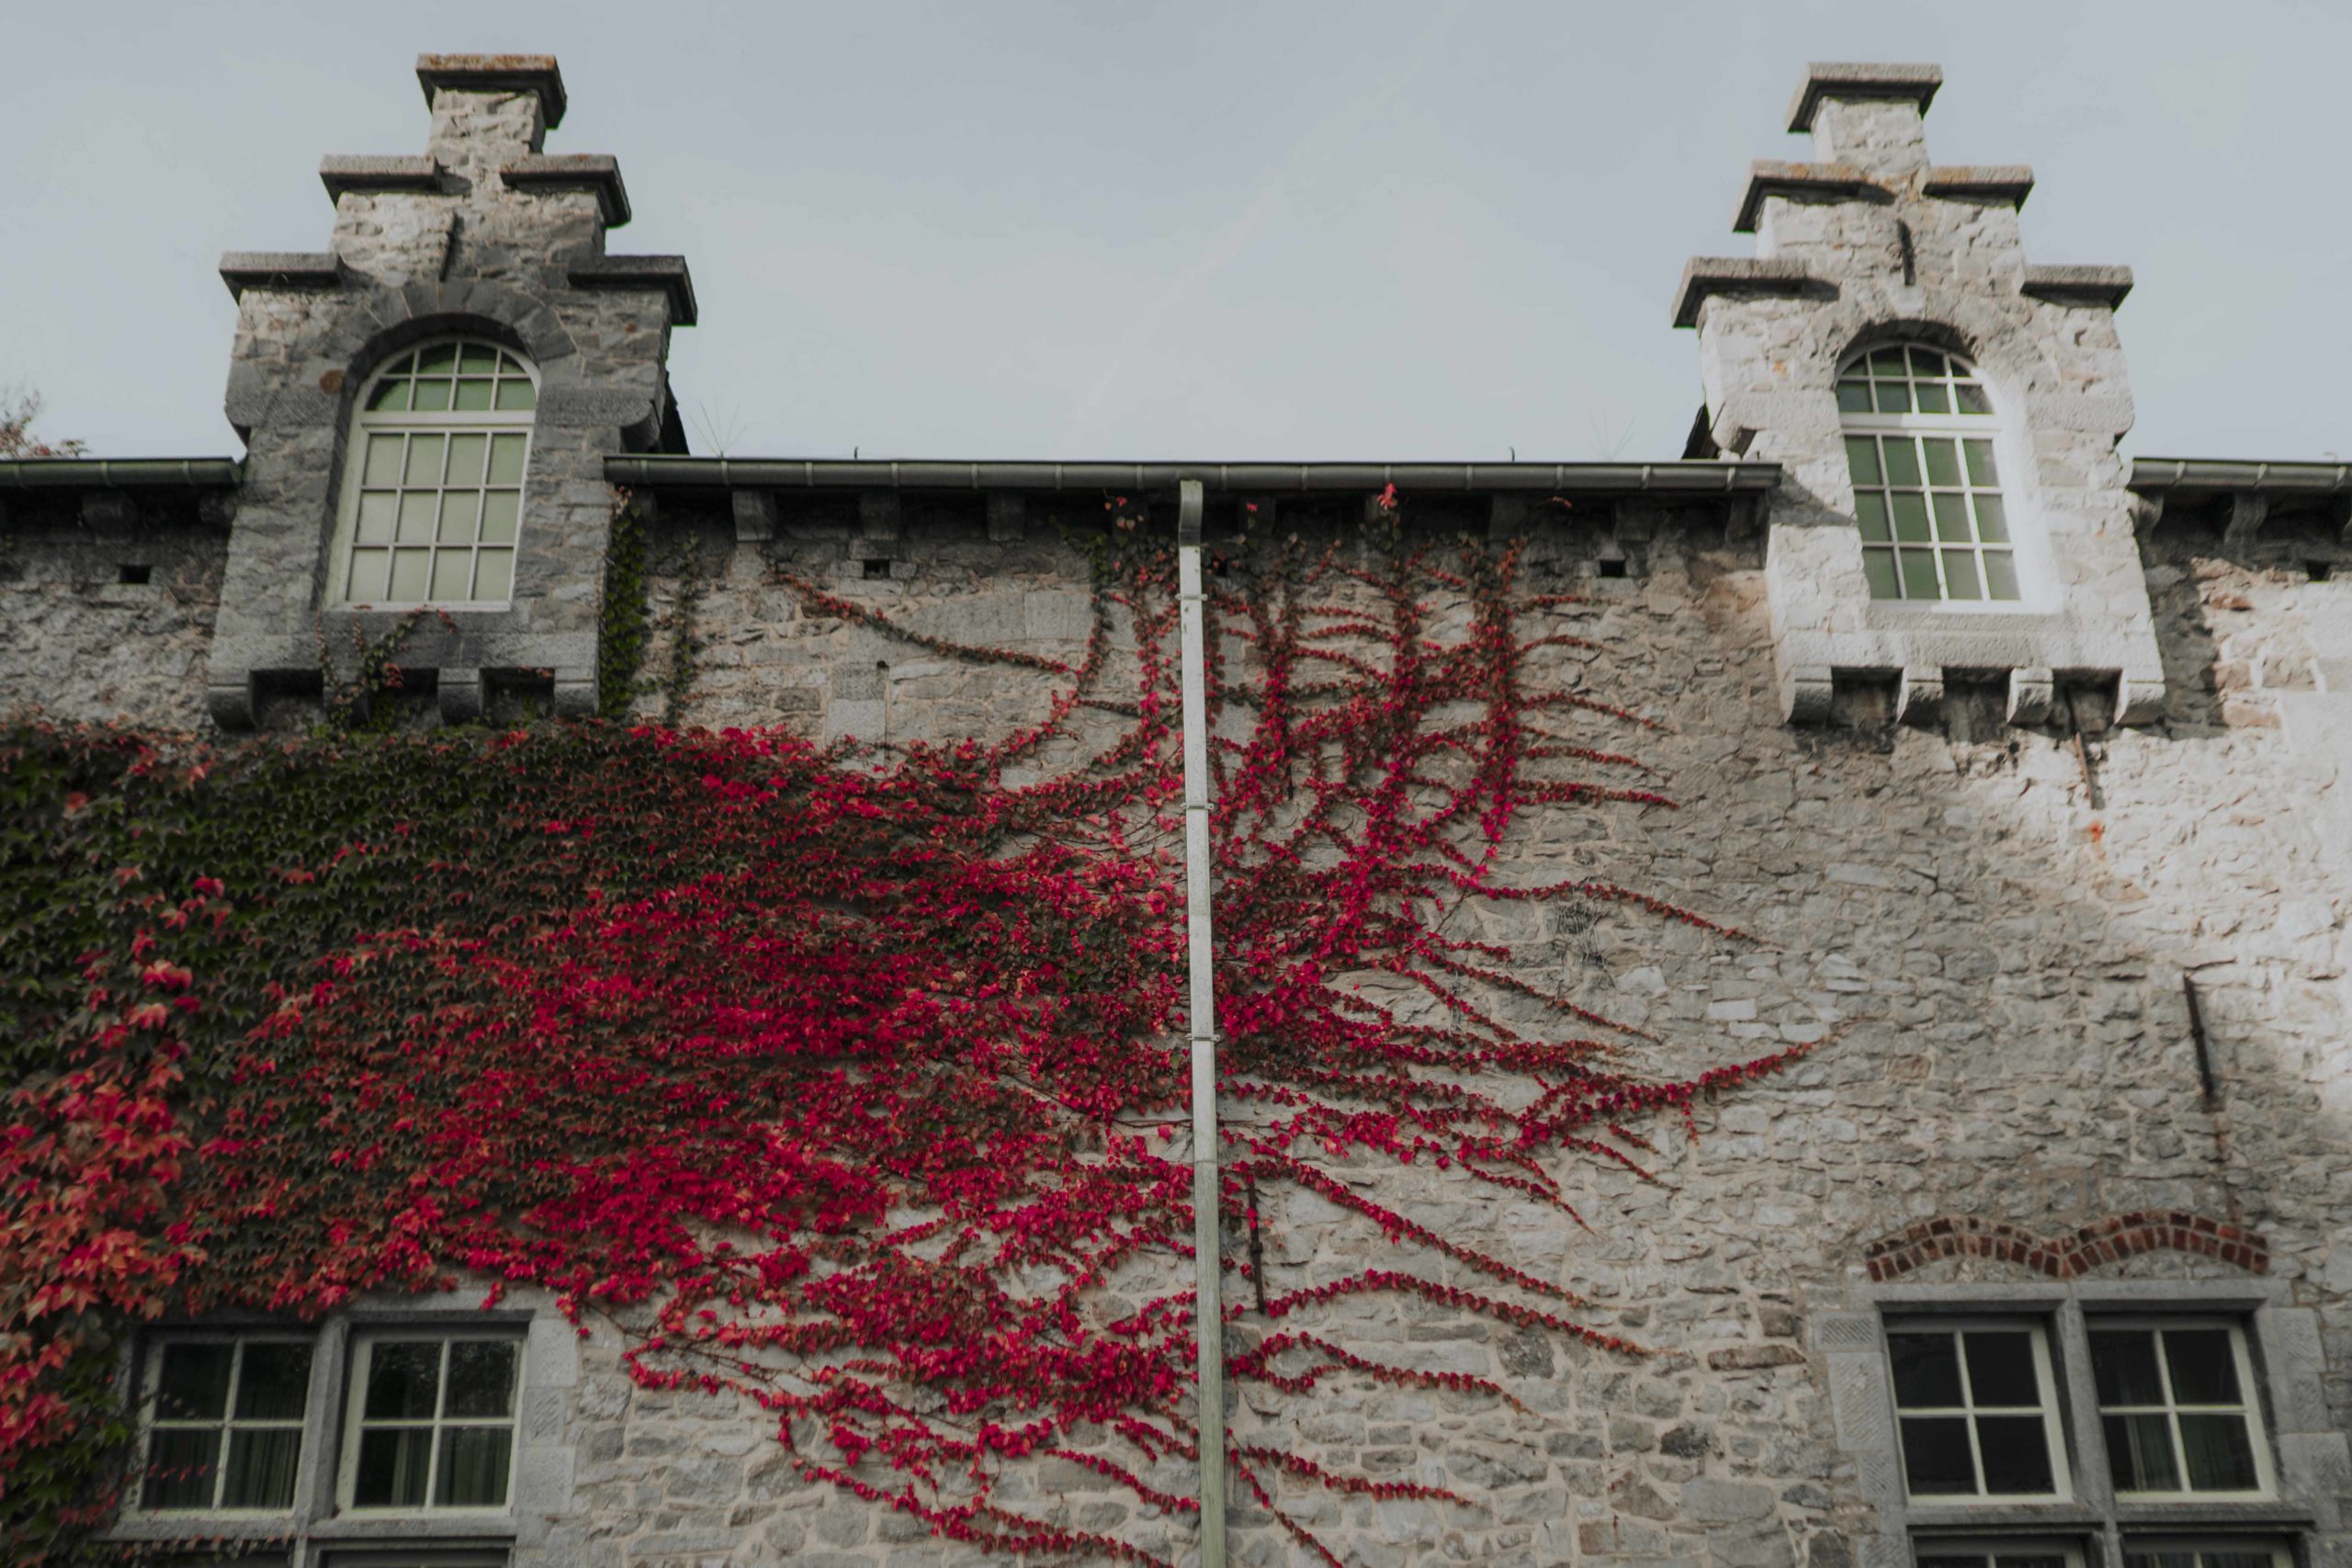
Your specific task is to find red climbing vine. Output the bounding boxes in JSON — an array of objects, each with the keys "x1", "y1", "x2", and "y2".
[{"x1": 0, "y1": 521, "x2": 1800, "y2": 1562}]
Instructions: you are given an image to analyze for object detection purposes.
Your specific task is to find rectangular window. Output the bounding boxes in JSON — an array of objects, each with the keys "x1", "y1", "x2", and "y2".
[
  {"x1": 1887, "y1": 1320, "x2": 2069, "y2": 1500},
  {"x1": 138, "y1": 1336, "x2": 313, "y2": 1513},
  {"x1": 2091, "y1": 1322, "x2": 2270, "y2": 1497},
  {"x1": 340, "y1": 1333, "x2": 522, "y2": 1512},
  {"x1": 1847, "y1": 432, "x2": 2018, "y2": 604},
  {"x1": 2122, "y1": 1541, "x2": 2292, "y2": 1568},
  {"x1": 342, "y1": 427, "x2": 527, "y2": 605},
  {"x1": 1915, "y1": 1539, "x2": 2086, "y2": 1568}
]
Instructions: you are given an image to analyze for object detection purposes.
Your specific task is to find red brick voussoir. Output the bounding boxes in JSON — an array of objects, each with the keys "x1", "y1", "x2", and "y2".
[{"x1": 1862, "y1": 1211, "x2": 2269, "y2": 1282}]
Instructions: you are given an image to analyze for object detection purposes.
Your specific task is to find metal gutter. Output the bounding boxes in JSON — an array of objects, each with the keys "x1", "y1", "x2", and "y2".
[
  {"x1": 0, "y1": 458, "x2": 243, "y2": 491},
  {"x1": 2128, "y1": 458, "x2": 2352, "y2": 494},
  {"x1": 605, "y1": 456, "x2": 1780, "y2": 496}
]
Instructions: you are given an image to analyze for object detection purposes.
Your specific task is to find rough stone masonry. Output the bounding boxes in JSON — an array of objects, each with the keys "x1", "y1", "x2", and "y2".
[{"x1": 0, "y1": 53, "x2": 2346, "y2": 1568}]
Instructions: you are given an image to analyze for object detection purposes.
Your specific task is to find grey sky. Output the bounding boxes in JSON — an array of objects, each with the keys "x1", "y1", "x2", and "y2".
[{"x1": 6, "y1": 1, "x2": 2346, "y2": 463}]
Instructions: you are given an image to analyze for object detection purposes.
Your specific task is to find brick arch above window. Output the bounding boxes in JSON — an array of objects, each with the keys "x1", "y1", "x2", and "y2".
[{"x1": 1863, "y1": 1212, "x2": 2270, "y2": 1282}]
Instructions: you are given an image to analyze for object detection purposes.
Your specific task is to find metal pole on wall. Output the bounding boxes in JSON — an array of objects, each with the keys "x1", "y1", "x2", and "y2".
[{"x1": 1175, "y1": 479, "x2": 1226, "y2": 1568}]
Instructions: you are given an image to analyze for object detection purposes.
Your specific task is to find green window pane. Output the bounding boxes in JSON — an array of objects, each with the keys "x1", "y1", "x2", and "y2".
[
  {"x1": 1956, "y1": 382, "x2": 1993, "y2": 415},
  {"x1": 1856, "y1": 491, "x2": 1891, "y2": 541},
  {"x1": 1882, "y1": 440, "x2": 1922, "y2": 487},
  {"x1": 356, "y1": 491, "x2": 397, "y2": 544},
  {"x1": 234, "y1": 1345, "x2": 311, "y2": 1421},
  {"x1": 2178, "y1": 1412, "x2": 2258, "y2": 1490},
  {"x1": 1891, "y1": 492, "x2": 1931, "y2": 542},
  {"x1": 1983, "y1": 551, "x2": 2020, "y2": 600},
  {"x1": 499, "y1": 350, "x2": 526, "y2": 374},
  {"x1": 2163, "y1": 1329, "x2": 2241, "y2": 1404},
  {"x1": 221, "y1": 1427, "x2": 302, "y2": 1509},
  {"x1": 1908, "y1": 345, "x2": 1946, "y2": 376},
  {"x1": 435, "y1": 1427, "x2": 513, "y2": 1506},
  {"x1": 488, "y1": 434, "x2": 527, "y2": 484},
  {"x1": 474, "y1": 549, "x2": 514, "y2": 601},
  {"x1": 1914, "y1": 380, "x2": 1951, "y2": 415},
  {"x1": 1862, "y1": 547, "x2": 1900, "y2": 600},
  {"x1": 1837, "y1": 382, "x2": 1873, "y2": 413},
  {"x1": 438, "y1": 492, "x2": 481, "y2": 544},
  {"x1": 1919, "y1": 1558, "x2": 1987, "y2": 1568},
  {"x1": 1899, "y1": 548, "x2": 1941, "y2": 599},
  {"x1": 1942, "y1": 550, "x2": 1984, "y2": 600},
  {"x1": 445, "y1": 432, "x2": 489, "y2": 487},
  {"x1": 1845, "y1": 435, "x2": 1882, "y2": 484},
  {"x1": 2105, "y1": 1411, "x2": 2180, "y2": 1491},
  {"x1": 1922, "y1": 439, "x2": 1962, "y2": 487},
  {"x1": 1963, "y1": 438, "x2": 1999, "y2": 485},
  {"x1": 1889, "y1": 1332, "x2": 1964, "y2": 1406},
  {"x1": 1874, "y1": 381, "x2": 1914, "y2": 414},
  {"x1": 145, "y1": 1426, "x2": 220, "y2": 1509},
  {"x1": 493, "y1": 378, "x2": 536, "y2": 412},
  {"x1": 1997, "y1": 1557, "x2": 2069, "y2": 1568},
  {"x1": 365, "y1": 1343, "x2": 443, "y2": 1420},
  {"x1": 2093, "y1": 1330, "x2": 2165, "y2": 1404},
  {"x1": 1933, "y1": 492, "x2": 1973, "y2": 542},
  {"x1": 1898, "y1": 1415, "x2": 1976, "y2": 1493},
  {"x1": 458, "y1": 343, "x2": 499, "y2": 373},
  {"x1": 157, "y1": 1344, "x2": 233, "y2": 1421},
  {"x1": 367, "y1": 378, "x2": 411, "y2": 412},
  {"x1": 1962, "y1": 1331, "x2": 2040, "y2": 1406},
  {"x1": 1973, "y1": 494, "x2": 2009, "y2": 543},
  {"x1": 363, "y1": 434, "x2": 404, "y2": 487},
  {"x1": 397, "y1": 492, "x2": 437, "y2": 544},
  {"x1": 1870, "y1": 347, "x2": 1907, "y2": 373},
  {"x1": 430, "y1": 550, "x2": 475, "y2": 602},
  {"x1": 480, "y1": 491, "x2": 521, "y2": 544},
  {"x1": 353, "y1": 1427, "x2": 432, "y2": 1507},
  {"x1": 411, "y1": 379, "x2": 452, "y2": 412},
  {"x1": 416, "y1": 344, "x2": 459, "y2": 374},
  {"x1": 446, "y1": 1341, "x2": 519, "y2": 1418},
  {"x1": 402, "y1": 434, "x2": 446, "y2": 486},
  {"x1": 390, "y1": 549, "x2": 431, "y2": 601},
  {"x1": 346, "y1": 548, "x2": 390, "y2": 599},
  {"x1": 2125, "y1": 1554, "x2": 2199, "y2": 1568},
  {"x1": 452, "y1": 378, "x2": 494, "y2": 412},
  {"x1": 1975, "y1": 1414, "x2": 2054, "y2": 1492}
]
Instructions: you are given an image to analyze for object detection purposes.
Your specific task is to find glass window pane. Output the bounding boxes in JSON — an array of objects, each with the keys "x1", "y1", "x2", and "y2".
[
  {"x1": 1889, "y1": 1332, "x2": 1965, "y2": 1407},
  {"x1": 1875, "y1": 381, "x2": 1915, "y2": 414},
  {"x1": 1956, "y1": 382, "x2": 1993, "y2": 415},
  {"x1": 1915, "y1": 381, "x2": 1951, "y2": 415},
  {"x1": 1900, "y1": 549, "x2": 1941, "y2": 600},
  {"x1": 411, "y1": 379, "x2": 452, "y2": 412},
  {"x1": 145, "y1": 1425, "x2": 220, "y2": 1509},
  {"x1": 1963, "y1": 439, "x2": 2000, "y2": 487},
  {"x1": 438, "y1": 492, "x2": 481, "y2": 545},
  {"x1": 1942, "y1": 551, "x2": 1984, "y2": 600},
  {"x1": 345, "y1": 548, "x2": 390, "y2": 599},
  {"x1": 363, "y1": 434, "x2": 404, "y2": 487},
  {"x1": 1996, "y1": 1557, "x2": 2067, "y2": 1568},
  {"x1": 417, "y1": 344, "x2": 459, "y2": 374},
  {"x1": 1856, "y1": 491, "x2": 1891, "y2": 542},
  {"x1": 234, "y1": 1344, "x2": 311, "y2": 1421},
  {"x1": 473, "y1": 549, "x2": 514, "y2": 602},
  {"x1": 364, "y1": 1342, "x2": 444, "y2": 1419},
  {"x1": 445, "y1": 433, "x2": 489, "y2": 487},
  {"x1": 2105, "y1": 1411, "x2": 2181, "y2": 1491},
  {"x1": 1871, "y1": 348, "x2": 1907, "y2": 373},
  {"x1": 1933, "y1": 493, "x2": 1973, "y2": 543},
  {"x1": 402, "y1": 434, "x2": 447, "y2": 487},
  {"x1": 2093, "y1": 1330, "x2": 2166, "y2": 1405},
  {"x1": 2178, "y1": 1412, "x2": 2259, "y2": 1490},
  {"x1": 397, "y1": 492, "x2": 437, "y2": 544},
  {"x1": 1922, "y1": 439, "x2": 1962, "y2": 487},
  {"x1": 158, "y1": 1343, "x2": 233, "y2": 1421},
  {"x1": 1838, "y1": 382, "x2": 1874, "y2": 413},
  {"x1": 1908, "y1": 346, "x2": 1946, "y2": 376},
  {"x1": 1883, "y1": 440, "x2": 1922, "y2": 487},
  {"x1": 1899, "y1": 1415, "x2": 1977, "y2": 1494},
  {"x1": 356, "y1": 491, "x2": 397, "y2": 543},
  {"x1": 435, "y1": 1427, "x2": 513, "y2": 1506},
  {"x1": 1975, "y1": 1414, "x2": 2055, "y2": 1493},
  {"x1": 1846, "y1": 435, "x2": 1883, "y2": 484},
  {"x1": 1983, "y1": 551, "x2": 2020, "y2": 601},
  {"x1": 367, "y1": 378, "x2": 411, "y2": 412},
  {"x1": 353, "y1": 1427, "x2": 432, "y2": 1507},
  {"x1": 452, "y1": 379, "x2": 494, "y2": 412},
  {"x1": 2123, "y1": 1553, "x2": 2198, "y2": 1568},
  {"x1": 1892, "y1": 493, "x2": 1932, "y2": 542},
  {"x1": 458, "y1": 344, "x2": 499, "y2": 373},
  {"x1": 221, "y1": 1427, "x2": 303, "y2": 1509},
  {"x1": 493, "y1": 378, "x2": 536, "y2": 412},
  {"x1": 2203, "y1": 1553, "x2": 2276, "y2": 1568},
  {"x1": 1974, "y1": 495, "x2": 2009, "y2": 544},
  {"x1": 446, "y1": 1342, "x2": 519, "y2": 1418},
  {"x1": 2163, "y1": 1329, "x2": 2242, "y2": 1404},
  {"x1": 390, "y1": 549, "x2": 430, "y2": 602},
  {"x1": 1918, "y1": 1557, "x2": 1986, "y2": 1568},
  {"x1": 480, "y1": 491, "x2": 521, "y2": 544},
  {"x1": 1862, "y1": 548, "x2": 1900, "y2": 600},
  {"x1": 488, "y1": 434, "x2": 527, "y2": 485},
  {"x1": 431, "y1": 551, "x2": 475, "y2": 602}
]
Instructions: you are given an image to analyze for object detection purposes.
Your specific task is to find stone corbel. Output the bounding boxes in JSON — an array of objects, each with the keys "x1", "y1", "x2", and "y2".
[
  {"x1": 732, "y1": 489, "x2": 776, "y2": 543},
  {"x1": 207, "y1": 673, "x2": 258, "y2": 730},
  {"x1": 1895, "y1": 666, "x2": 1944, "y2": 726},
  {"x1": 2114, "y1": 667, "x2": 2167, "y2": 727},
  {"x1": 987, "y1": 493, "x2": 1025, "y2": 543},
  {"x1": 438, "y1": 666, "x2": 484, "y2": 724},
  {"x1": 553, "y1": 676, "x2": 596, "y2": 717},
  {"x1": 2006, "y1": 666, "x2": 2055, "y2": 727},
  {"x1": 1782, "y1": 661, "x2": 1835, "y2": 725},
  {"x1": 2223, "y1": 493, "x2": 2267, "y2": 555}
]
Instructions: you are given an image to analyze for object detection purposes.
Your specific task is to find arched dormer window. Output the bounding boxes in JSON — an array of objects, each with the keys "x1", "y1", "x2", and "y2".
[
  {"x1": 1838, "y1": 344, "x2": 2018, "y2": 603},
  {"x1": 334, "y1": 338, "x2": 537, "y2": 605}
]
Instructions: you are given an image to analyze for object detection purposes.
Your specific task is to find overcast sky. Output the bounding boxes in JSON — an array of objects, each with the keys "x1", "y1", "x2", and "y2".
[{"x1": 5, "y1": 1, "x2": 2346, "y2": 463}]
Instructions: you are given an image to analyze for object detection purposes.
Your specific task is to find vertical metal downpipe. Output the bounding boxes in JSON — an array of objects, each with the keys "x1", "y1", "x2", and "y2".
[{"x1": 1176, "y1": 479, "x2": 1227, "y2": 1567}]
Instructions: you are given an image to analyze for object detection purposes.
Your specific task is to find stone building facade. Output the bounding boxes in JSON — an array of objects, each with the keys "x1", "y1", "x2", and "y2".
[{"x1": 2, "y1": 53, "x2": 2347, "y2": 1568}]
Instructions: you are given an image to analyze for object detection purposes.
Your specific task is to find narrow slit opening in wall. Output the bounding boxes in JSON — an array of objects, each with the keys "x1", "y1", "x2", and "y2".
[
  {"x1": 862, "y1": 558, "x2": 892, "y2": 580},
  {"x1": 2307, "y1": 559, "x2": 2334, "y2": 582},
  {"x1": 119, "y1": 563, "x2": 152, "y2": 585},
  {"x1": 1598, "y1": 557, "x2": 1628, "y2": 579}
]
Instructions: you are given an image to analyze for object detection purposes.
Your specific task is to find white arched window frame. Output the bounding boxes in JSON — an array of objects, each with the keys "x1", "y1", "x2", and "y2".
[
  {"x1": 1837, "y1": 344, "x2": 2020, "y2": 604},
  {"x1": 332, "y1": 338, "x2": 537, "y2": 607}
]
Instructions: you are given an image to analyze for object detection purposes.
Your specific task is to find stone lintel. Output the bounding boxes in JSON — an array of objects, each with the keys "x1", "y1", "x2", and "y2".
[
  {"x1": 502, "y1": 153, "x2": 632, "y2": 227},
  {"x1": 567, "y1": 256, "x2": 697, "y2": 327},
  {"x1": 1787, "y1": 62, "x2": 1942, "y2": 132},
  {"x1": 319, "y1": 154, "x2": 445, "y2": 203},
  {"x1": 1920, "y1": 164, "x2": 2035, "y2": 208},
  {"x1": 1733, "y1": 162, "x2": 1876, "y2": 233},
  {"x1": 219, "y1": 252, "x2": 344, "y2": 300},
  {"x1": 415, "y1": 53, "x2": 567, "y2": 129},
  {"x1": 1672, "y1": 256, "x2": 1820, "y2": 329},
  {"x1": 2020, "y1": 264, "x2": 2133, "y2": 309}
]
